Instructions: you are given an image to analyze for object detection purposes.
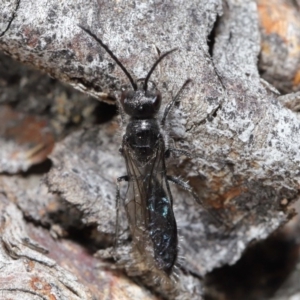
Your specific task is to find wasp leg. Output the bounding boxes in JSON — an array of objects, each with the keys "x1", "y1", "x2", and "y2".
[
  {"x1": 161, "y1": 79, "x2": 192, "y2": 126},
  {"x1": 167, "y1": 175, "x2": 199, "y2": 203},
  {"x1": 115, "y1": 175, "x2": 129, "y2": 251},
  {"x1": 165, "y1": 148, "x2": 192, "y2": 159},
  {"x1": 167, "y1": 175, "x2": 226, "y2": 227}
]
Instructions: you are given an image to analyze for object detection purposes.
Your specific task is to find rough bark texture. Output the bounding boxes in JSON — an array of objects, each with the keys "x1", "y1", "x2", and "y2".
[
  {"x1": 257, "y1": 0, "x2": 300, "y2": 93},
  {"x1": 1, "y1": 0, "x2": 300, "y2": 299}
]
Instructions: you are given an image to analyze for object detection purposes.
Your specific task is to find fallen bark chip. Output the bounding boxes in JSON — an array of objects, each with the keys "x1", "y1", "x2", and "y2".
[{"x1": 0, "y1": 105, "x2": 55, "y2": 173}]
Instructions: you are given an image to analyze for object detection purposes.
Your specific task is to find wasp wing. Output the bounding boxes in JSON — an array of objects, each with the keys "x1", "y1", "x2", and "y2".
[{"x1": 122, "y1": 137, "x2": 177, "y2": 273}]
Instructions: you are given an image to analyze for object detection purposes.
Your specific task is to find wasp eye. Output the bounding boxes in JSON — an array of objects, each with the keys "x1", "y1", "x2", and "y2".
[
  {"x1": 120, "y1": 90, "x2": 134, "y2": 107},
  {"x1": 154, "y1": 93, "x2": 162, "y2": 110},
  {"x1": 147, "y1": 91, "x2": 161, "y2": 114},
  {"x1": 120, "y1": 90, "x2": 137, "y2": 116}
]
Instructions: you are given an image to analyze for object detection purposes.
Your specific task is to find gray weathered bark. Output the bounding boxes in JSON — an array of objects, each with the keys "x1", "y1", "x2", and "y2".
[{"x1": 1, "y1": 0, "x2": 300, "y2": 299}]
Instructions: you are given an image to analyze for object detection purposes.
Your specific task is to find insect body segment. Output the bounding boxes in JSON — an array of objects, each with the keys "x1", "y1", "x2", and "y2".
[
  {"x1": 80, "y1": 25, "x2": 190, "y2": 274},
  {"x1": 123, "y1": 132, "x2": 177, "y2": 273},
  {"x1": 147, "y1": 169, "x2": 178, "y2": 272}
]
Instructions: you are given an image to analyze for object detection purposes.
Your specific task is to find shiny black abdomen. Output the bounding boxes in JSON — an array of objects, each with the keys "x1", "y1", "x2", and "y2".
[{"x1": 147, "y1": 184, "x2": 177, "y2": 274}]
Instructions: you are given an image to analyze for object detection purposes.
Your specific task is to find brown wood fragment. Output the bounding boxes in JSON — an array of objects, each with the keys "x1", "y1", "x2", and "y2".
[
  {"x1": 0, "y1": 105, "x2": 55, "y2": 173},
  {"x1": 257, "y1": 0, "x2": 300, "y2": 93}
]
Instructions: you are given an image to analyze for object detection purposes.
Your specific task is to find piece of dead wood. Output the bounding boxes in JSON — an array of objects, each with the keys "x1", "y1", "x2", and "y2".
[
  {"x1": 257, "y1": 0, "x2": 300, "y2": 93},
  {"x1": 0, "y1": 191, "x2": 156, "y2": 299},
  {"x1": 1, "y1": 0, "x2": 300, "y2": 299}
]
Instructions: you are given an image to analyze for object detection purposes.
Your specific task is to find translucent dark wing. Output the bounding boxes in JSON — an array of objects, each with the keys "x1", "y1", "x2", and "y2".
[{"x1": 122, "y1": 137, "x2": 177, "y2": 273}]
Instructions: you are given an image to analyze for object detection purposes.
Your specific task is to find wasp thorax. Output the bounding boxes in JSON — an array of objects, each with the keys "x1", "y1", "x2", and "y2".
[{"x1": 120, "y1": 89, "x2": 162, "y2": 119}]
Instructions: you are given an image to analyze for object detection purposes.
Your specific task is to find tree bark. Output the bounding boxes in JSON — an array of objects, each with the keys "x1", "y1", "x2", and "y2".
[{"x1": 0, "y1": 0, "x2": 300, "y2": 299}]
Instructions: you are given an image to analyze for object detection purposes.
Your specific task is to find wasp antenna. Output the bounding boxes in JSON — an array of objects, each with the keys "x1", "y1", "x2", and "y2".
[
  {"x1": 143, "y1": 48, "x2": 178, "y2": 91},
  {"x1": 78, "y1": 25, "x2": 138, "y2": 90}
]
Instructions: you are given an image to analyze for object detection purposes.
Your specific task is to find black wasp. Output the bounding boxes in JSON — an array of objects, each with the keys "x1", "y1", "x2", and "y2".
[{"x1": 80, "y1": 26, "x2": 196, "y2": 274}]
